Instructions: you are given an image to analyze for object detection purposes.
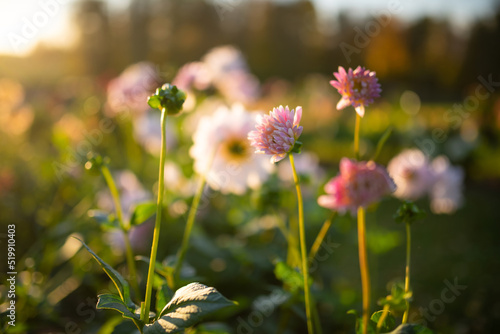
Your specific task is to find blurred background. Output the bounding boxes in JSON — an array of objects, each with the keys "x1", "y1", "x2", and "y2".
[{"x1": 1, "y1": 0, "x2": 500, "y2": 333}]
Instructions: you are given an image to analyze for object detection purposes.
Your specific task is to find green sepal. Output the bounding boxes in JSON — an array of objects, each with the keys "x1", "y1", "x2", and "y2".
[
  {"x1": 394, "y1": 201, "x2": 426, "y2": 225},
  {"x1": 291, "y1": 141, "x2": 303, "y2": 154}
]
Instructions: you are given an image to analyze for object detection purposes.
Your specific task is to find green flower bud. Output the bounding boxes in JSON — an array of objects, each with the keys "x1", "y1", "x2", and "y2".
[{"x1": 147, "y1": 83, "x2": 186, "y2": 115}]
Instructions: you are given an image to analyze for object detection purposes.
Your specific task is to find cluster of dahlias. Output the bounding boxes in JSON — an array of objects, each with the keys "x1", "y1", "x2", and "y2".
[
  {"x1": 388, "y1": 149, "x2": 464, "y2": 214},
  {"x1": 173, "y1": 45, "x2": 260, "y2": 105}
]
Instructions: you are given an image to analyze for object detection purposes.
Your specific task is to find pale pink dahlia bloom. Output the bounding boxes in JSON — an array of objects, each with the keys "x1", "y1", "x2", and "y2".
[
  {"x1": 387, "y1": 149, "x2": 435, "y2": 200},
  {"x1": 430, "y1": 156, "x2": 464, "y2": 214},
  {"x1": 106, "y1": 62, "x2": 160, "y2": 117},
  {"x1": 248, "y1": 105, "x2": 303, "y2": 163},
  {"x1": 318, "y1": 158, "x2": 396, "y2": 214},
  {"x1": 330, "y1": 66, "x2": 381, "y2": 117}
]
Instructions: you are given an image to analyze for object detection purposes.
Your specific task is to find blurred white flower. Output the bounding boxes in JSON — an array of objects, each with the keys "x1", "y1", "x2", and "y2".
[
  {"x1": 215, "y1": 71, "x2": 260, "y2": 105},
  {"x1": 189, "y1": 104, "x2": 272, "y2": 194},
  {"x1": 387, "y1": 149, "x2": 434, "y2": 200},
  {"x1": 106, "y1": 62, "x2": 160, "y2": 117},
  {"x1": 430, "y1": 156, "x2": 464, "y2": 214},
  {"x1": 133, "y1": 112, "x2": 177, "y2": 155},
  {"x1": 202, "y1": 46, "x2": 249, "y2": 78},
  {"x1": 172, "y1": 61, "x2": 211, "y2": 91},
  {"x1": 202, "y1": 45, "x2": 260, "y2": 104},
  {"x1": 164, "y1": 162, "x2": 196, "y2": 197}
]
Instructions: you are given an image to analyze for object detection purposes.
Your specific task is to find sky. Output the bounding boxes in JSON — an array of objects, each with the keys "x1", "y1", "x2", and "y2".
[{"x1": 0, "y1": 0, "x2": 495, "y2": 56}]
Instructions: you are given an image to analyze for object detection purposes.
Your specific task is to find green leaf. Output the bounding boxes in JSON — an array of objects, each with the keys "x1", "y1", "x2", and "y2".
[
  {"x1": 371, "y1": 310, "x2": 396, "y2": 332},
  {"x1": 372, "y1": 126, "x2": 393, "y2": 162},
  {"x1": 88, "y1": 210, "x2": 119, "y2": 230},
  {"x1": 355, "y1": 317, "x2": 376, "y2": 334},
  {"x1": 274, "y1": 260, "x2": 305, "y2": 294},
  {"x1": 148, "y1": 95, "x2": 162, "y2": 110},
  {"x1": 130, "y1": 202, "x2": 157, "y2": 226},
  {"x1": 156, "y1": 283, "x2": 174, "y2": 316},
  {"x1": 386, "y1": 324, "x2": 435, "y2": 334},
  {"x1": 97, "y1": 293, "x2": 142, "y2": 325},
  {"x1": 144, "y1": 283, "x2": 236, "y2": 334},
  {"x1": 76, "y1": 238, "x2": 135, "y2": 308},
  {"x1": 136, "y1": 255, "x2": 174, "y2": 280}
]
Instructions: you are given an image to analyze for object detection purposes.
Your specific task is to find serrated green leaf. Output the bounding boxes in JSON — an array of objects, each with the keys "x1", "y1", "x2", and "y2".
[
  {"x1": 371, "y1": 310, "x2": 396, "y2": 332},
  {"x1": 386, "y1": 324, "x2": 435, "y2": 334},
  {"x1": 76, "y1": 238, "x2": 135, "y2": 308},
  {"x1": 144, "y1": 283, "x2": 235, "y2": 334},
  {"x1": 130, "y1": 202, "x2": 156, "y2": 226},
  {"x1": 97, "y1": 294, "x2": 142, "y2": 324}
]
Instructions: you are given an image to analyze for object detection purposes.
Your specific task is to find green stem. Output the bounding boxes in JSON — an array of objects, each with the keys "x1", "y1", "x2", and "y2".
[
  {"x1": 308, "y1": 212, "x2": 336, "y2": 263},
  {"x1": 101, "y1": 165, "x2": 141, "y2": 299},
  {"x1": 142, "y1": 109, "x2": 167, "y2": 324},
  {"x1": 173, "y1": 174, "x2": 207, "y2": 286},
  {"x1": 290, "y1": 154, "x2": 314, "y2": 334},
  {"x1": 402, "y1": 222, "x2": 411, "y2": 324},
  {"x1": 354, "y1": 113, "x2": 361, "y2": 160},
  {"x1": 357, "y1": 207, "x2": 370, "y2": 334}
]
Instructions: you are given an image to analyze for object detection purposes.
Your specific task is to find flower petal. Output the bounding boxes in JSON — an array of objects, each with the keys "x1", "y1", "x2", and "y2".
[
  {"x1": 336, "y1": 97, "x2": 351, "y2": 110},
  {"x1": 355, "y1": 105, "x2": 365, "y2": 117}
]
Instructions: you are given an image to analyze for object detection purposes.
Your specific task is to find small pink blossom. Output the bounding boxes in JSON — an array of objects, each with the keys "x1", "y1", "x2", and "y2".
[
  {"x1": 330, "y1": 66, "x2": 381, "y2": 117},
  {"x1": 318, "y1": 158, "x2": 395, "y2": 214},
  {"x1": 248, "y1": 105, "x2": 303, "y2": 163}
]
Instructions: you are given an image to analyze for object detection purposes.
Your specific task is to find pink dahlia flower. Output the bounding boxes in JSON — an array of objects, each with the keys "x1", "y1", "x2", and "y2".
[
  {"x1": 330, "y1": 66, "x2": 381, "y2": 117},
  {"x1": 248, "y1": 105, "x2": 303, "y2": 163},
  {"x1": 318, "y1": 158, "x2": 396, "y2": 214}
]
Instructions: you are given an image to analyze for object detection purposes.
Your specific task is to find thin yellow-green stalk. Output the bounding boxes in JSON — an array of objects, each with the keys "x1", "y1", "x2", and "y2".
[
  {"x1": 402, "y1": 222, "x2": 411, "y2": 323},
  {"x1": 290, "y1": 154, "x2": 314, "y2": 334},
  {"x1": 357, "y1": 207, "x2": 370, "y2": 334},
  {"x1": 142, "y1": 109, "x2": 167, "y2": 324}
]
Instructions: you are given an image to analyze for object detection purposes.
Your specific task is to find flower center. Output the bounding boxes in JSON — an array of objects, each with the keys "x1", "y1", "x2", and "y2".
[{"x1": 221, "y1": 137, "x2": 251, "y2": 162}]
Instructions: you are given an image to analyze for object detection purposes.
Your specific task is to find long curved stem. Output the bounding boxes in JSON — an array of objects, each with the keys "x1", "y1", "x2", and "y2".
[
  {"x1": 173, "y1": 175, "x2": 206, "y2": 286},
  {"x1": 357, "y1": 207, "x2": 370, "y2": 334},
  {"x1": 142, "y1": 109, "x2": 167, "y2": 324},
  {"x1": 308, "y1": 212, "x2": 336, "y2": 263},
  {"x1": 290, "y1": 154, "x2": 314, "y2": 334},
  {"x1": 354, "y1": 113, "x2": 361, "y2": 160},
  {"x1": 101, "y1": 165, "x2": 141, "y2": 299},
  {"x1": 402, "y1": 222, "x2": 412, "y2": 323}
]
